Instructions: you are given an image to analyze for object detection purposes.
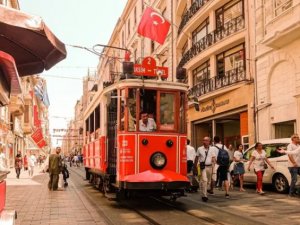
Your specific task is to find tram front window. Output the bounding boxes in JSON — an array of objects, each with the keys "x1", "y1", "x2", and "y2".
[
  {"x1": 160, "y1": 93, "x2": 175, "y2": 130},
  {"x1": 139, "y1": 89, "x2": 157, "y2": 132}
]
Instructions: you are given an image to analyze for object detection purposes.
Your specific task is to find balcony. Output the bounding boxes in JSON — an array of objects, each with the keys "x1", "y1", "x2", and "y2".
[
  {"x1": 177, "y1": 0, "x2": 212, "y2": 35},
  {"x1": 8, "y1": 94, "x2": 25, "y2": 115},
  {"x1": 178, "y1": 16, "x2": 245, "y2": 68},
  {"x1": 263, "y1": 3, "x2": 300, "y2": 49},
  {"x1": 188, "y1": 66, "x2": 248, "y2": 98}
]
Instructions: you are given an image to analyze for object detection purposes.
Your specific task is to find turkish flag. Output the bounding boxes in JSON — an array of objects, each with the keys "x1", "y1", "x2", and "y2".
[{"x1": 137, "y1": 7, "x2": 171, "y2": 45}]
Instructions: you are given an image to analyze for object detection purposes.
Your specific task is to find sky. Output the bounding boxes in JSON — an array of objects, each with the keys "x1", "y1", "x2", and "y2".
[{"x1": 19, "y1": 0, "x2": 127, "y2": 146}]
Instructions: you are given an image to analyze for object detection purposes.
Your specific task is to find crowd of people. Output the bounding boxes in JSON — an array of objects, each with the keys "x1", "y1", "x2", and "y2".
[{"x1": 186, "y1": 135, "x2": 298, "y2": 202}]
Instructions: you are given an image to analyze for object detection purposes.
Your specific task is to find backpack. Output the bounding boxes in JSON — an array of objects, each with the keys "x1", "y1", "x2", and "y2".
[{"x1": 216, "y1": 145, "x2": 230, "y2": 166}]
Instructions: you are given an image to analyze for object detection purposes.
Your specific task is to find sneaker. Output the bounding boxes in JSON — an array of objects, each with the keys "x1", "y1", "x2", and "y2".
[
  {"x1": 258, "y1": 191, "x2": 265, "y2": 195},
  {"x1": 225, "y1": 194, "x2": 230, "y2": 199},
  {"x1": 288, "y1": 193, "x2": 297, "y2": 198},
  {"x1": 207, "y1": 190, "x2": 214, "y2": 195},
  {"x1": 202, "y1": 197, "x2": 208, "y2": 202}
]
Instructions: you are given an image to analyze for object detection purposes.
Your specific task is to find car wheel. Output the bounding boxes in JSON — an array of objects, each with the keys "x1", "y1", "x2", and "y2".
[{"x1": 273, "y1": 173, "x2": 289, "y2": 193}]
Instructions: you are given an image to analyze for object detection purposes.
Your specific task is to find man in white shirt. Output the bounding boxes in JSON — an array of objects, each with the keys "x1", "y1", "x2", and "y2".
[
  {"x1": 286, "y1": 134, "x2": 300, "y2": 197},
  {"x1": 187, "y1": 139, "x2": 196, "y2": 174},
  {"x1": 139, "y1": 112, "x2": 156, "y2": 132},
  {"x1": 194, "y1": 137, "x2": 216, "y2": 202},
  {"x1": 28, "y1": 151, "x2": 37, "y2": 177}
]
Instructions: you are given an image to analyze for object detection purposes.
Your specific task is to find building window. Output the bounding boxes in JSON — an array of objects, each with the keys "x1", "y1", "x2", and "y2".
[
  {"x1": 216, "y1": 44, "x2": 245, "y2": 77},
  {"x1": 192, "y1": 18, "x2": 209, "y2": 44},
  {"x1": 24, "y1": 105, "x2": 30, "y2": 123},
  {"x1": 192, "y1": 61, "x2": 210, "y2": 85},
  {"x1": 216, "y1": 0, "x2": 244, "y2": 29},
  {"x1": 274, "y1": 0, "x2": 292, "y2": 17},
  {"x1": 182, "y1": 41, "x2": 188, "y2": 56},
  {"x1": 122, "y1": 31, "x2": 125, "y2": 48},
  {"x1": 151, "y1": 41, "x2": 155, "y2": 53},
  {"x1": 274, "y1": 120, "x2": 295, "y2": 138},
  {"x1": 128, "y1": 19, "x2": 130, "y2": 36}
]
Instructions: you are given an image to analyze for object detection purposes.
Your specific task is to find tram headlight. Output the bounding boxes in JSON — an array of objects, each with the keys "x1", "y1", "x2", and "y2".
[{"x1": 150, "y1": 152, "x2": 167, "y2": 170}]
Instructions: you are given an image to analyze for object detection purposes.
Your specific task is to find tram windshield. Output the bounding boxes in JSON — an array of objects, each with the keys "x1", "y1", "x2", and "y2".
[{"x1": 120, "y1": 88, "x2": 185, "y2": 133}]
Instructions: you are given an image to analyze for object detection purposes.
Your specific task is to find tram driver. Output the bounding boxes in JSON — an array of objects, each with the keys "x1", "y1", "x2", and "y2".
[{"x1": 139, "y1": 111, "x2": 156, "y2": 132}]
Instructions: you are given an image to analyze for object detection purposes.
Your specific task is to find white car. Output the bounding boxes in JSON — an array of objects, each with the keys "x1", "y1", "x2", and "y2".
[{"x1": 229, "y1": 138, "x2": 300, "y2": 193}]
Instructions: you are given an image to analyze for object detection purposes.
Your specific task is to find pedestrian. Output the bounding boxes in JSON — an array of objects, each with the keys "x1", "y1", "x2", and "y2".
[
  {"x1": 62, "y1": 158, "x2": 69, "y2": 187},
  {"x1": 23, "y1": 154, "x2": 28, "y2": 171},
  {"x1": 28, "y1": 151, "x2": 37, "y2": 177},
  {"x1": 228, "y1": 144, "x2": 235, "y2": 162},
  {"x1": 233, "y1": 144, "x2": 246, "y2": 192},
  {"x1": 48, "y1": 147, "x2": 62, "y2": 191},
  {"x1": 187, "y1": 139, "x2": 196, "y2": 174},
  {"x1": 74, "y1": 154, "x2": 79, "y2": 167},
  {"x1": 277, "y1": 134, "x2": 300, "y2": 197},
  {"x1": 15, "y1": 151, "x2": 22, "y2": 179},
  {"x1": 0, "y1": 144, "x2": 7, "y2": 171},
  {"x1": 247, "y1": 142, "x2": 275, "y2": 195},
  {"x1": 212, "y1": 136, "x2": 230, "y2": 198},
  {"x1": 194, "y1": 136, "x2": 216, "y2": 202}
]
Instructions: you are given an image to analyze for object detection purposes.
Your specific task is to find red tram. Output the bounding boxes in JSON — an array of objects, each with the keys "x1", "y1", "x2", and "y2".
[{"x1": 83, "y1": 77, "x2": 189, "y2": 199}]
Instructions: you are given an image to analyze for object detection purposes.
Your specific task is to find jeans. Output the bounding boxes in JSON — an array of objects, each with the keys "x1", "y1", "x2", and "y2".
[
  {"x1": 288, "y1": 167, "x2": 300, "y2": 195},
  {"x1": 15, "y1": 168, "x2": 21, "y2": 178}
]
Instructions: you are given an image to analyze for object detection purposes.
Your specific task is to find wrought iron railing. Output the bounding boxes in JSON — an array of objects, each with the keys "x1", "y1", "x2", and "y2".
[
  {"x1": 188, "y1": 66, "x2": 247, "y2": 98},
  {"x1": 178, "y1": 16, "x2": 245, "y2": 68},
  {"x1": 178, "y1": 0, "x2": 211, "y2": 35}
]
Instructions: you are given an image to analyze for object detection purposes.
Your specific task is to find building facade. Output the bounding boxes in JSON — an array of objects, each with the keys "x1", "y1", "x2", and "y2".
[
  {"x1": 255, "y1": 0, "x2": 300, "y2": 140},
  {"x1": 176, "y1": 0, "x2": 256, "y2": 148}
]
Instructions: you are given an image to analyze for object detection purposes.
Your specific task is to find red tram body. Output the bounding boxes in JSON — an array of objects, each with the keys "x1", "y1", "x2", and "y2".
[{"x1": 83, "y1": 79, "x2": 189, "y2": 199}]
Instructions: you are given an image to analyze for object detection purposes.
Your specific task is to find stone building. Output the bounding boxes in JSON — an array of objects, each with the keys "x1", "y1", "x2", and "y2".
[
  {"x1": 255, "y1": 0, "x2": 300, "y2": 140},
  {"x1": 176, "y1": 0, "x2": 256, "y2": 148}
]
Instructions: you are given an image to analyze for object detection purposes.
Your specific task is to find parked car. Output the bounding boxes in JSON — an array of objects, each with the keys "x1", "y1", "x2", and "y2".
[{"x1": 229, "y1": 138, "x2": 300, "y2": 193}]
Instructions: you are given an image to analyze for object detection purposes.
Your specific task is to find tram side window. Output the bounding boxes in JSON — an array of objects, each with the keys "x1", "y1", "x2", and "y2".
[
  {"x1": 120, "y1": 89, "x2": 125, "y2": 131},
  {"x1": 160, "y1": 93, "x2": 175, "y2": 131},
  {"x1": 128, "y1": 89, "x2": 137, "y2": 131},
  {"x1": 179, "y1": 92, "x2": 186, "y2": 133},
  {"x1": 139, "y1": 89, "x2": 157, "y2": 132}
]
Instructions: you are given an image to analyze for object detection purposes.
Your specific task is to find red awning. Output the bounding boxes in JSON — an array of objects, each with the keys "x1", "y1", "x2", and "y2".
[
  {"x1": 0, "y1": 51, "x2": 22, "y2": 94},
  {"x1": 0, "y1": 5, "x2": 67, "y2": 76}
]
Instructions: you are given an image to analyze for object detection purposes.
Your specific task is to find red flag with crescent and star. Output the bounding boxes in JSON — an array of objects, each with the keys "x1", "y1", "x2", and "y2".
[{"x1": 137, "y1": 7, "x2": 171, "y2": 45}]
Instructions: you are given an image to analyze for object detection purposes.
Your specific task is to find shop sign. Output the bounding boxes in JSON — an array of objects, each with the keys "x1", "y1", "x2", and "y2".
[{"x1": 201, "y1": 99, "x2": 230, "y2": 113}]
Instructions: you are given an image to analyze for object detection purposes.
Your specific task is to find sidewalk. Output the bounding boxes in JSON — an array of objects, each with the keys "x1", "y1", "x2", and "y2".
[{"x1": 4, "y1": 168, "x2": 108, "y2": 225}]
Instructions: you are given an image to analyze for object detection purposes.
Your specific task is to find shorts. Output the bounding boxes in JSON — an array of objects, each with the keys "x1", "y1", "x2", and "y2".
[{"x1": 219, "y1": 166, "x2": 229, "y2": 182}]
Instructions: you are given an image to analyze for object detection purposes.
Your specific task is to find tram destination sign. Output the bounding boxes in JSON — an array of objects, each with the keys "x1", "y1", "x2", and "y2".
[{"x1": 134, "y1": 56, "x2": 168, "y2": 78}]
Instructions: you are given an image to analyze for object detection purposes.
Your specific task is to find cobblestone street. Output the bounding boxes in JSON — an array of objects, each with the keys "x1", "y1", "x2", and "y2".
[
  {"x1": 4, "y1": 167, "x2": 300, "y2": 225},
  {"x1": 5, "y1": 169, "x2": 109, "y2": 225}
]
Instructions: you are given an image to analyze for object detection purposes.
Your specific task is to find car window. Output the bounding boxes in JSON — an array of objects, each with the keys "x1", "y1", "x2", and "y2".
[
  {"x1": 264, "y1": 143, "x2": 287, "y2": 158},
  {"x1": 244, "y1": 147, "x2": 255, "y2": 160}
]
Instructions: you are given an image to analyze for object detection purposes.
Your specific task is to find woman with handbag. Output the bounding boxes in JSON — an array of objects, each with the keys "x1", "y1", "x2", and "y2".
[
  {"x1": 233, "y1": 144, "x2": 246, "y2": 191},
  {"x1": 247, "y1": 142, "x2": 274, "y2": 194}
]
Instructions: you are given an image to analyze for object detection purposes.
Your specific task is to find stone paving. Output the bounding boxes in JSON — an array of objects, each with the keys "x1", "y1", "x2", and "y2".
[{"x1": 4, "y1": 168, "x2": 109, "y2": 225}]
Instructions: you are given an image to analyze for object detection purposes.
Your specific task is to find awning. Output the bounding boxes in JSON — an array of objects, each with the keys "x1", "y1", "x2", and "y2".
[
  {"x1": 0, "y1": 5, "x2": 67, "y2": 76},
  {"x1": 0, "y1": 51, "x2": 22, "y2": 94}
]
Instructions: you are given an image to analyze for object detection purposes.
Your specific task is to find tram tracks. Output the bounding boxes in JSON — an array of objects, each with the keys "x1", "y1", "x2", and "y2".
[{"x1": 70, "y1": 168, "x2": 228, "y2": 225}]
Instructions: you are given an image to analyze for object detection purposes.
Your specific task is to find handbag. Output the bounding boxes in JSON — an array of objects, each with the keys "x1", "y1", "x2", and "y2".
[{"x1": 200, "y1": 148, "x2": 209, "y2": 170}]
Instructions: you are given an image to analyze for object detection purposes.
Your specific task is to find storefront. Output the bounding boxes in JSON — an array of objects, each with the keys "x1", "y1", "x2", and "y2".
[{"x1": 188, "y1": 84, "x2": 254, "y2": 150}]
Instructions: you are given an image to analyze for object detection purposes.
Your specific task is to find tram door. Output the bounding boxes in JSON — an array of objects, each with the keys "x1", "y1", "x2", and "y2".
[{"x1": 107, "y1": 90, "x2": 118, "y2": 176}]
